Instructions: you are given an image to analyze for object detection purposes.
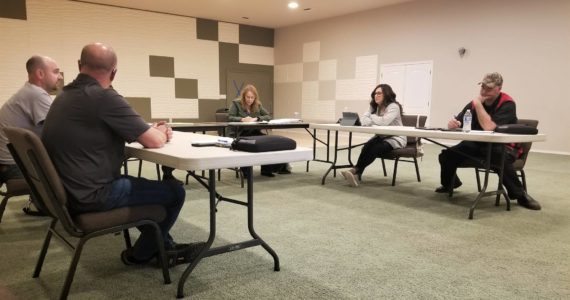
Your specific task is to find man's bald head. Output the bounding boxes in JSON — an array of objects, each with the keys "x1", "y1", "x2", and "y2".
[
  {"x1": 79, "y1": 42, "x2": 117, "y2": 73},
  {"x1": 26, "y1": 55, "x2": 62, "y2": 92},
  {"x1": 26, "y1": 55, "x2": 47, "y2": 74}
]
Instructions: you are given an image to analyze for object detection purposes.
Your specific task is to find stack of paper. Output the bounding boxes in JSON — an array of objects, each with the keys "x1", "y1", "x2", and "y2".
[{"x1": 268, "y1": 119, "x2": 302, "y2": 124}]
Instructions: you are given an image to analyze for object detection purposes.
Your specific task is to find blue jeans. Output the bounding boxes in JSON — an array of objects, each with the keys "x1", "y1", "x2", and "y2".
[{"x1": 102, "y1": 176, "x2": 186, "y2": 259}]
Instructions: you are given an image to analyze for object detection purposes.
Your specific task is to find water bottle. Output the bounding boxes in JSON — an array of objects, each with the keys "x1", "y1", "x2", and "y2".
[{"x1": 463, "y1": 109, "x2": 472, "y2": 132}]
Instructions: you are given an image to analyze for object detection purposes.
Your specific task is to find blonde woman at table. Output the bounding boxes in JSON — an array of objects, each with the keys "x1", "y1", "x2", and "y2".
[
  {"x1": 228, "y1": 84, "x2": 289, "y2": 177},
  {"x1": 341, "y1": 84, "x2": 406, "y2": 187},
  {"x1": 228, "y1": 84, "x2": 272, "y2": 137}
]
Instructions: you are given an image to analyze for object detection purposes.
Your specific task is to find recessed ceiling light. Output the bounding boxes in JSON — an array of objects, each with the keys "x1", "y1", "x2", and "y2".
[
  {"x1": 304, "y1": 8, "x2": 311, "y2": 11},
  {"x1": 288, "y1": 2, "x2": 299, "y2": 9}
]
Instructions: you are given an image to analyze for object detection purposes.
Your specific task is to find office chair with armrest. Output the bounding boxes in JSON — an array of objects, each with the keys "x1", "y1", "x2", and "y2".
[
  {"x1": 376, "y1": 114, "x2": 427, "y2": 186},
  {"x1": 4, "y1": 127, "x2": 171, "y2": 300}
]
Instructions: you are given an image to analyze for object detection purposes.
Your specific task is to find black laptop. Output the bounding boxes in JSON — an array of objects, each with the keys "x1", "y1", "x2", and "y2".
[{"x1": 340, "y1": 112, "x2": 361, "y2": 126}]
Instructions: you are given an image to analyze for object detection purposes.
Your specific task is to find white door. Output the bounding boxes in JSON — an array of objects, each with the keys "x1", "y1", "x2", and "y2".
[{"x1": 380, "y1": 61, "x2": 432, "y2": 118}]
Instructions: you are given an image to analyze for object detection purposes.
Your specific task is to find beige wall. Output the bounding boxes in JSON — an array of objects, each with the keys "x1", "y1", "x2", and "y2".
[
  {"x1": 0, "y1": 0, "x2": 273, "y2": 123},
  {"x1": 274, "y1": 0, "x2": 570, "y2": 154}
]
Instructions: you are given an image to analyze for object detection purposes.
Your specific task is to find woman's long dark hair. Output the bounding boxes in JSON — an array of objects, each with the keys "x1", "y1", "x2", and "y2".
[{"x1": 369, "y1": 84, "x2": 403, "y2": 115}]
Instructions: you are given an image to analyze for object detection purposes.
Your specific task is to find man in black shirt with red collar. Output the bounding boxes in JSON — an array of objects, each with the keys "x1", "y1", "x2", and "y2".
[{"x1": 436, "y1": 72, "x2": 541, "y2": 210}]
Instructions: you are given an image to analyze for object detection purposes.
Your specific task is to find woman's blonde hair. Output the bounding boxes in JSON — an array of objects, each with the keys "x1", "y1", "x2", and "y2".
[{"x1": 239, "y1": 84, "x2": 261, "y2": 112}]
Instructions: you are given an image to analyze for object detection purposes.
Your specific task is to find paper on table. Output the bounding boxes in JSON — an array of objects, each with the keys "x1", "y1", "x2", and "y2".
[{"x1": 268, "y1": 119, "x2": 301, "y2": 124}]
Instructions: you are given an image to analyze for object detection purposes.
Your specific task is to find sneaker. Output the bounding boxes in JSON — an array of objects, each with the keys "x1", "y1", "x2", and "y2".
[
  {"x1": 260, "y1": 172, "x2": 275, "y2": 177},
  {"x1": 434, "y1": 181, "x2": 463, "y2": 193},
  {"x1": 341, "y1": 170, "x2": 359, "y2": 187},
  {"x1": 517, "y1": 193, "x2": 541, "y2": 210}
]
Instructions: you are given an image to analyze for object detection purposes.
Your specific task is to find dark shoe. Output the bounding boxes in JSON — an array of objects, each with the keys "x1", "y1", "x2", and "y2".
[
  {"x1": 261, "y1": 172, "x2": 275, "y2": 177},
  {"x1": 434, "y1": 181, "x2": 463, "y2": 193},
  {"x1": 517, "y1": 193, "x2": 541, "y2": 210},
  {"x1": 22, "y1": 205, "x2": 48, "y2": 217},
  {"x1": 167, "y1": 242, "x2": 206, "y2": 267},
  {"x1": 121, "y1": 248, "x2": 154, "y2": 266},
  {"x1": 277, "y1": 169, "x2": 291, "y2": 174}
]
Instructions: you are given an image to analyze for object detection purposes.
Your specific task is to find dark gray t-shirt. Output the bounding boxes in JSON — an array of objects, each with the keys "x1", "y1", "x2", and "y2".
[{"x1": 42, "y1": 74, "x2": 149, "y2": 212}]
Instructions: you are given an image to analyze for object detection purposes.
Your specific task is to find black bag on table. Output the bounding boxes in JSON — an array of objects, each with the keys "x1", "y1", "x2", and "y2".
[
  {"x1": 494, "y1": 124, "x2": 538, "y2": 135},
  {"x1": 231, "y1": 135, "x2": 296, "y2": 152}
]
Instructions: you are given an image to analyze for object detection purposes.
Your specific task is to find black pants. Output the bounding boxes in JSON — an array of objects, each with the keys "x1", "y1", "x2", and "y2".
[
  {"x1": 438, "y1": 141, "x2": 524, "y2": 199},
  {"x1": 354, "y1": 136, "x2": 394, "y2": 175}
]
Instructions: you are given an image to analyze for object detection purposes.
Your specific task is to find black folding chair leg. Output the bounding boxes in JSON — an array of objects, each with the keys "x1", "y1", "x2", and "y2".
[
  {"x1": 391, "y1": 159, "x2": 399, "y2": 186},
  {"x1": 34, "y1": 219, "x2": 58, "y2": 277},
  {"x1": 60, "y1": 239, "x2": 87, "y2": 300},
  {"x1": 413, "y1": 157, "x2": 421, "y2": 182}
]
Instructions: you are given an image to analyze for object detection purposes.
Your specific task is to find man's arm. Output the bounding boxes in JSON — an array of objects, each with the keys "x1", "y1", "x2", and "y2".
[
  {"x1": 137, "y1": 122, "x2": 172, "y2": 148},
  {"x1": 472, "y1": 96, "x2": 496, "y2": 131}
]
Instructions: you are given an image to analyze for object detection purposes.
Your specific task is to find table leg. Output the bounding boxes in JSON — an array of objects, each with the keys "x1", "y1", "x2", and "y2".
[
  {"x1": 245, "y1": 167, "x2": 280, "y2": 271},
  {"x1": 176, "y1": 167, "x2": 280, "y2": 298},
  {"x1": 177, "y1": 169, "x2": 217, "y2": 298}
]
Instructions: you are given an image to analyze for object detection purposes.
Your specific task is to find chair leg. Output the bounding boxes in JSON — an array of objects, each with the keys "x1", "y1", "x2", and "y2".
[
  {"x1": 239, "y1": 169, "x2": 244, "y2": 188},
  {"x1": 155, "y1": 164, "x2": 161, "y2": 180},
  {"x1": 391, "y1": 158, "x2": 399, "y2": 186},
  {"x1": 217, "y1": 169, "x2": 221, "y2": 181},
  {"x1": 381, "y1": 158, "x2": 387, "y2": 177},
  {"x1": 495, "y1": 178, "x2": 502, "y2": 206},
  {"x1": 60, "y1": 238, "x2": 88, "y2": 300},
  {"x1": 150, "y1": 222, "x2": 171, "y2": 284},
  {"x1": 185, "y1": 171, "x2": 192, "y2": 185},
  {"x1": 122, "y1": 160, "x2": 129, "y2": 176},
  {"x1": 413, "y1": 157, "x2": 421, "y2": 182},
  {"x1": 137, "y1": 160, "x2": 143, "y2": 178},
  {"x1": 0, "y1": 195, "x2": 9, "y2": 223},
  {"x1": 33, "y1": 218, "x2": 58, "y2": 277},
  {"x1": 474, "y1": 169, "x2": 480, "y2": 191}
]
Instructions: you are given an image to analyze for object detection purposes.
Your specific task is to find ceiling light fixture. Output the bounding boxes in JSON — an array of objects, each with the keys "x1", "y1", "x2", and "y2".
[{"x1": 288, "y1": 2, "x2": 299, "y2": 9}]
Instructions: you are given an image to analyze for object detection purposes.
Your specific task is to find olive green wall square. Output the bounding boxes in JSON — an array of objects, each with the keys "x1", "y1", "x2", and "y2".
[
  {"x1": 0, "y1": 0, "x2": 27, "y2": 20},
  {"x1": 239, "y1": 24, "x2": 274, "y2": 47},
  {"x1": 175, "y1": 78, "x2": 198, "y2": 99},
  {"x1": 125, "y1": 97, "x2": 153, "y2": 122},
  {"x1": 319, "y1": 80, "x2": 336, "y2": 101},
  {"x1": 219, "y1": 42, "x2": 239, "y2": 94},
  {"x1": 303, "y1": 62, "x2": 319, "y2": 81},
  {"x1": 197, "y1": 18, "x2": 218, "y2": 41},
  {"x1": 149, "y1": 55, "x2": 174, "y2": 78},
  {"x1": 199, "y1": 99, "x2": 227, "y2": 122}
]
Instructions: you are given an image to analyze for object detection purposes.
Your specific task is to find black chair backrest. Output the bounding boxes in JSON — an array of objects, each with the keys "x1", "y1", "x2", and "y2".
[
  {"x1": 401, "y1": 115, "x2": 427, "y2": 144},
  {"x1": 4, "y1": 127, "x2": 83, "y2": 235},
  {"x1": 215, "y1": 108, "x2": 229, "y2": 122}
]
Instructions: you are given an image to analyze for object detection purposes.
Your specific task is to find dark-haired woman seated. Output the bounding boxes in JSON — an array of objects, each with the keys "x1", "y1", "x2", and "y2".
[{"x1": 341, "y1": 84, "x2": 406, "y2": 187}]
